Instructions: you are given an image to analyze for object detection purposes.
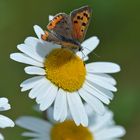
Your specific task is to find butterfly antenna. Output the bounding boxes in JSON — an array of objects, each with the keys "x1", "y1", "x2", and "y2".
[
  {"x1": 92, "y1": 52, "x2": 100, "y2": 58},
  {"x1": 80, "y1": 49, "x2": 86, "y2": 60},
  {"x1": 84, "y1": 47, "x2": 100, "y2": 58}
]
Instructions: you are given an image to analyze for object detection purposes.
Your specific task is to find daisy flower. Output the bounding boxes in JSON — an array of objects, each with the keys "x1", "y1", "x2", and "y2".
[
  {"x1": 16, "y1": 107, "x2": 125, "y2": 140},
  {"x1": 10, "y1": 19, "x2": 120, "y2": 126},
  {"x1": 0, "y1": 97, "x2": 15, "y2": 139}
]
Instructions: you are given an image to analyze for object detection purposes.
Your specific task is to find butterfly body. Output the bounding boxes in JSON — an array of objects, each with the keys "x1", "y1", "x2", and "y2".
[{"x1": 41, "y1": 6, "x2": 92, "y2": 52}]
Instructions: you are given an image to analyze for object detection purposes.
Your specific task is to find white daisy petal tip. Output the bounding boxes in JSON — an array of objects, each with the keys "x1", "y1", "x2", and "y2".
[
  {"x1": 0, "y1": 98, "x2": 11, "y2": 111},
  {"x1": 10, "y1": 53, "x2": 16, "y2": 61},
  {"x1": 92, "y1": 36, "x2": 100, "y2": 48},
  {"x1": 108, "y1": 62, "x2": 121, "y2": 73},
  {"x1": 16, "y1": 44, "x2": 21, "y2": 50},
  {"x1": 16, "y1": 44, "x2": 27, "y2": 51},
  {"x1": 21, "y1": 87, "x2": 30, "y2": 92},
  {"x1": 0, "y1": 97, "x2": 8, "y2": 105},
  {"x1": 122, "y1": 128, "x2": 126, "y2": 136},
  {"x1": 49, "y1": 15, "x2": 54, "y2": 21},
  {"x1": 39, "y1": 105, "x2": 46, "y2": 112},
  {"x1": 116, "y1": 64, "x2": 121, "y2": 72},
  {"x1": 20, "y1": 83, "x2": 23, "y2": 88},
  {"x1": 21, "y1": 88, "x2": 25, "y2": 92},
  {"x1": 106, "y1": 62, "x2": 121, "y2": 73},
  {"x1": 117, "y1": 126, "x2": 126, "y2": 136},
  {"x1": 9, "y1": 121, "x2": 15, "y2": 128},
  {"x1": 81, "y1": 120, "x2": 88, "y2": 127},
  {"x1": 28, "y1": 93, "x2": 35, "y2": 99},
  {"x1": 33, "y1": 25, "x2": 44, "y2": 39},
  {"x1": 0, "y1": 115, "x2": 15, "y2": 128},
  {"x1": 93, "y1": 36, "x2": 100, "y2": 44},
  {"x1": 114, "y1": 87, "x2": 117, "y2": 92}
]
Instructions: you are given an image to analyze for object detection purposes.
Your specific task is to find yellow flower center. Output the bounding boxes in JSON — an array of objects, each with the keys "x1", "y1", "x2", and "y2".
[
  {"x1": 51, "y1": 120, "x2": 93, "y2": 140},
  {"x1": 44, "y1": 48, "x2": 86, "y2": 92}
]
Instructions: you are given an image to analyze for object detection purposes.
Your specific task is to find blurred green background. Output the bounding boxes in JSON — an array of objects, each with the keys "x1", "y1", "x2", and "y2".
[{"x1": 0, "y1": 0, "x2": 140, "y2": 139}]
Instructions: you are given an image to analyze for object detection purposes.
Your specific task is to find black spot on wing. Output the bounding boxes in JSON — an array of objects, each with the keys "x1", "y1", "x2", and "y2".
[
  {"x1": 74, "y1": 20, "x2": 78, "y2": 23},
  {"x1": 83, "y1": 13, "x2": 88, "y2": 17},
  {"x1": 82, "y1": 23, "x2": 86, "y2": 26},
  {"x1": 77, "y1": 16, "x2": 81, "y2": 19}
]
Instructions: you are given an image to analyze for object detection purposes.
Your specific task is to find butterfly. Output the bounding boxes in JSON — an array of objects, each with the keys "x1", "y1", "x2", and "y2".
[{"x1": 41, "y1": 5, "x2": 92, "y2": 52}]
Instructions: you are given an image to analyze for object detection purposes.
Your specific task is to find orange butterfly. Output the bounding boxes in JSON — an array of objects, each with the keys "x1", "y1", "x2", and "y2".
[{"x1": 41, "y1": 6, "x2": 92, "y2": 52}]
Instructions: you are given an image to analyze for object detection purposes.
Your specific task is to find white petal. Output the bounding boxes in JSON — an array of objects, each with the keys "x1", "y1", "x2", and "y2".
[
  {"x1": 24, "y1": 37, "x2": 50, "y2": 59},
  {"x1": 79, "y1": 89, "x2": 105, "y2": 115},
  {"x1": 0, "y1": 115, "x2": 15, "y2": 128},
  {"x1": 36, "y1": 80, "x2": 52, "y2": 102},
  {"x1": 88, "y1": 73, "x2": 117, "y2": 85},
  {"x1": 22, "y1": 132, "x2": 50, "y2": 139},
  {"x1": 86, "y1": 74, "x2": 117, "y2": 92},
  {"x1": 20, "y1": 76, "x2": 45, "y2": 91},
  {"x1": 24, "y1": 66, "x2": 46, "y2": 75},
  {"x1": 47, "y1": 107, "x2": 58, "y2": 124},
  {"x1": 39, "y1": 84, "x2": 58, "y2": 111},
  {"x1": 16, "y1": 116, "x2": 51, "y2": 133},
  {"x1": 49, "y1": 15, "x2": 54, "y2": 21},
  {"x1": 21, "y1": 76, "x2": 44, "y2": 87},
  {"x1": 17, "y1": 44, "x2": 44, "y2": 63},
  {"x1": 84, "y1": 103, "x2": 95, "y2": 116},
  {"x1": 10, "y1": 53, "x2": 43, "y2": 67},
  {"x1": 0, "y1": 98, "x2": 11, "y2": 111},
  {"x1": 95, "y1": 126, "x2": 126, "y2": 140},
  {"x1": 22, "y1": 132, "x2": 41, "y2": 137},
  {"x1": 24, "y1": 37, "x2": 60, "y2": 58},
  {"x1": 53, "y1": 89, "x2": 67, "y2": 121},
  {"x1": 59, "y1": 95, "x2": 68, "y2": 122},
  {"x1": 67, "y1": 92, "x2": 88, "y2": 126},
  {"x1": 90, "y1": 109, "x2": 113, "y2": 132},
  {"x1": 67, "y1": 93, "x2": 80, "y2": 126},
  {"x1": 83, "y1": 82, "x2": 110, "y2": 104},
  {"x1": 0, "y1": 133, "x2": 4, "y2": 140},
  {"x1": 47, "y1": 105, "x2": 68, "y2": 124},
  {"x1": 86, "y1": 62, "x2": 121, "y2": 73},
  {"x1": 88, "y1": 83, "x2": 114, "y2": 100},
  {"x1": 28, "y1": 79, "x2": 48, "y2": 99},
  {"x1": 33, "y1": 25, "x2": 44, "y2": 39},
  {"x1": 81, "y1": 36, "x2": 99, "y2": 56},
  {"x1": 76, "y1": 94, "x2": 88, "y2": 126}
]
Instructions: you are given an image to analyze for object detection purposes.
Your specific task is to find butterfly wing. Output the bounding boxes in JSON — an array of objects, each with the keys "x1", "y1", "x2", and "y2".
[
  {"x1": 47, "y1": 13, "x2": 73, "y2": 40},
  {"x1": 41, "y1": 31, "x2": 79, "y2": 50},
  {"x1": 41, "y1": 31, "x2": 60, "y2": 43},
  {"x1": 70, "y1": 6, "x2": 92, "y2": 42}
]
